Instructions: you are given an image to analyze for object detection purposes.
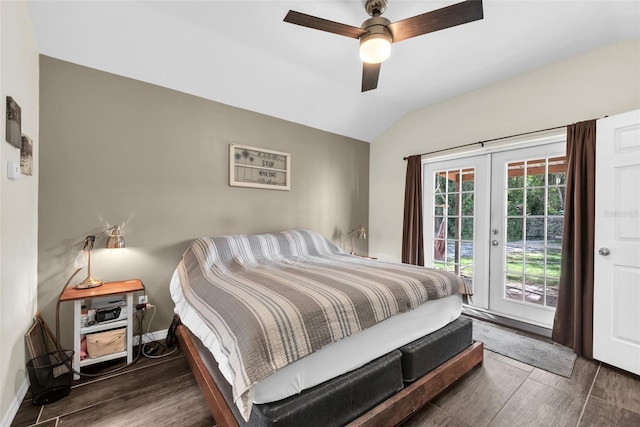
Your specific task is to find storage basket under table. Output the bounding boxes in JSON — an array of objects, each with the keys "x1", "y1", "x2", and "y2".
[{"x1": 86, "y1": 328, "x2": 126, "y2": 359}]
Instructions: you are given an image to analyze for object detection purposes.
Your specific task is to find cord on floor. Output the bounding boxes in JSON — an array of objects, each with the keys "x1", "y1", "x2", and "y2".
[{"x1": 135, "y1": 305, "x2": 178, "y2": 359}]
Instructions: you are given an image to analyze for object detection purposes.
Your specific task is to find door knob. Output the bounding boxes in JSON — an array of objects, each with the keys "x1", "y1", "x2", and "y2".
[{"x1": 598, "y1": 247, "x2": 611, "y2": 256}]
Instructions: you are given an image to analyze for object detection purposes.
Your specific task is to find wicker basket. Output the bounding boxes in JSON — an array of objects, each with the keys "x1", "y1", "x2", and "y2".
[{"x1": 86, "y1": 328, "x2": 126, "y2": 358}]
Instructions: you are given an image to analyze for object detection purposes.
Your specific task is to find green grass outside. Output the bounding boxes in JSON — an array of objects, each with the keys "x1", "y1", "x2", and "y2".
[
  {"x1": 505, "y1": 251, "x2": 561, "y2": 278},
  {"x1": 434, "y1": 250, "x2": 561, "y2": 285}
]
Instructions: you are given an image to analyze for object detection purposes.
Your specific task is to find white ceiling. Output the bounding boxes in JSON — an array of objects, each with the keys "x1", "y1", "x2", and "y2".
[{"x1": 27, "y1": 0, "x2": 640, "y2": 142}]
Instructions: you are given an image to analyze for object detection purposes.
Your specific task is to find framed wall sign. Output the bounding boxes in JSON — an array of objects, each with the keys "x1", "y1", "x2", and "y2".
[{"x1": 229, "y1": 144, "x2": 291, "y2": 190}]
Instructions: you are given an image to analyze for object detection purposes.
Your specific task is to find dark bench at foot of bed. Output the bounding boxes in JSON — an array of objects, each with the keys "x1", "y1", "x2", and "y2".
[
  {"x1": 177, "y1": 317, "x2": 483, "y2": 427},
  {"x1": 400, "y1": 316, "x2": 474, "y2": 382},
  {"x1": 206, "y1": 347, "x2": 404, "y2": 427}
]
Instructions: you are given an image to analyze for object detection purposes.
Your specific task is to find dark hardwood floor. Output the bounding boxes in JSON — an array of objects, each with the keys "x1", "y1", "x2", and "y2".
[
  {"x1": 12, "y1": 349, "x2": 215, "y2": 427},
  {"x1": 11, "y1": 330, "x2": 640, "y2": 427}
]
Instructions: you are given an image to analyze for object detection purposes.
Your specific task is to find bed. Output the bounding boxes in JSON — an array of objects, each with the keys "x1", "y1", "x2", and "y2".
[{"x1": 170, "y1": 229, "x2": 483, "y2": 426}]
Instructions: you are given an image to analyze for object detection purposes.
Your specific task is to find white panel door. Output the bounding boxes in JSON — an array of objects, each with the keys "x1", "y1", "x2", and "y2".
[{"x1": 593, "y1": 109, "x2": 640, "y2": 375}]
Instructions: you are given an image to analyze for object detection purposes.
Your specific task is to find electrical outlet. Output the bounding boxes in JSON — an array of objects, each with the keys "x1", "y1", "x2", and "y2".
[{"x1": 138, "y1": 295, "x2": 148, "y2": 305}]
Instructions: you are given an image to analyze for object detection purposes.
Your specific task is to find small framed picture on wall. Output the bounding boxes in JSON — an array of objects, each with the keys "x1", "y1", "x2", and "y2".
[
  {"x1": 21, "y1": 134, "x2": 33, "y2": 176},
  {"x1": 6, "y1": 96, "x2": 22, "y2": 148}
]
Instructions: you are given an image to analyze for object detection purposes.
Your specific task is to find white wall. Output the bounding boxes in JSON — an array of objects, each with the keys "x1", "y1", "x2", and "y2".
[
  {"x1": 369, "y1": 39, "x2": 640, "y2": 261},
  {"x1": 0, "y1": 0, "x2": 40, "y2": 424}
]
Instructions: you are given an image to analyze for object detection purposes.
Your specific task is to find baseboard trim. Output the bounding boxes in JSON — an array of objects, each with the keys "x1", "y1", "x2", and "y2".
[
  {"x1": 462, "y1": 306, "x2": 552, "y2": 338},
  {"x1": 1, "y1": 378, "x2": 29, "y2": 427}
]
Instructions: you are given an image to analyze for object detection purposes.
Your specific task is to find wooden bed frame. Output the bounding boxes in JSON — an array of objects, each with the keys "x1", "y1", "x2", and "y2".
[{"x1": 177, "y1": 324, "x2": 484, "y2": 427}]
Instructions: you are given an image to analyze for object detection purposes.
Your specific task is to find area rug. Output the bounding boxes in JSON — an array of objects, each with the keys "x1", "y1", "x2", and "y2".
[{"x1": 472, "y1": 319, "x2": 577, "y2": 378}]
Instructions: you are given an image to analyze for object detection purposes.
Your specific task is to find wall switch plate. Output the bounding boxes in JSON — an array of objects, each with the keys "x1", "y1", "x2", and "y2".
[
  {"x1": 7, "y1": 161, "x2": 21, "y2": 180},
  {"x1": 138, "y1": 295, "x2": 148, "y2": 305}
]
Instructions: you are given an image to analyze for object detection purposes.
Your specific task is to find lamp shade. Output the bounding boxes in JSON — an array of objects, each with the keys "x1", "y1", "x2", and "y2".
[
  {"x1": 359, "y1": 32, "x2": 391, "y2": 64},
  {"x1": 105, "y1": 226, "x2": 125, "y2": 249},
  {"x1": 356, "y1": 225, "x2": 367, "y2": 240}
]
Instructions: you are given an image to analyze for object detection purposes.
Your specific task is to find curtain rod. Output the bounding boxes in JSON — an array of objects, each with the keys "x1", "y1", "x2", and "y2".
[{"x1": 402, "y1": 123, "x2": 568, "y2": 160}]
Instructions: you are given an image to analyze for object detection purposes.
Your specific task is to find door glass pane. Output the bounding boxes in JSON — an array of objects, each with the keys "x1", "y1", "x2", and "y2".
[
  {"x1": 548, "y1": 187, "x2": 565, "y2": 215},
  {"x1": 461, "y1": 193, "x2": 474, "y2": 215},
  {"x1": 503, "y1": 155, "x2": 566, "y2": 309},
  {"x1": 545, "y1": 247, "x2": 561, "y2": 308},
  {"x1": 505, "y1": 244, "x2": 524, "y2": 273},
  {"x1": 547, "y1": 217, "x2": 563, "y2": 242},
  {"x1": 447, "y1": 171, "x2": 457, "y2": 191},
  {"x1": 434, "y1": 216, "x2": 445, "y2": 234},
  {"x1": 527, "y1": 159, "x2": 546, "y2": 178},
  {"x1": 434, "y1": 216, "x2": 446, "y2": 260},
  {"x1": 507, "y1": 190, "x2": 524, "y2": 215},
  {"x1": 507, "y1": 161, "x2": 525, "y2": 189},
  {"x1": 431, "y1": 167, "x2": 476, "y2": 292},
  {"x1": 447, "y1": 217, "x2": 458, "y2": 239},
  {"x1": 461, "y1": 218, "x2": 474, "y2": 240},
  {"x1": 460, "y1": 242, "x2": 473, "y2": 289},
  {"x1": 548, "y1": 157, "x2": 567, "y2": 186},
  {"x1": 523, "y1": 274, "x2": 545, "y2": 305},
  {"x1": 525, "y1": 218, "x2": 544, "y2": 241},
  {"x1": 447, "y1": 194, "x2": 458, "y2": 215},
  {"x1": 461, "y1": 167, "x2": 475, "y2": 191},
  {"x1": 546, "y1": 277, "x2": 560, "y2": 308},
  {"x1": 506, "y1": 218, "x2": 523, "y2": 243},
  {"x1": 505, "y1": 274, "x2": 525, "y2": 301},
  {"x1": 525, "y1": 188, "x2": 545, "y2": 215}
]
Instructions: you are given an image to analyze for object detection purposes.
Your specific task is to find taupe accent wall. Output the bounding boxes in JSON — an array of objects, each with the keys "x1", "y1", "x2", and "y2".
[{"x1": 38, "y1": 56, "x2": 369, "y2": 346}]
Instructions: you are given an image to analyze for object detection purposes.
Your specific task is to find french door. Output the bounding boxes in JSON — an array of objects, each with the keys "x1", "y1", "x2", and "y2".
[
  {"x1": 424, "y1": 141, "x2": 566, "y2": 328},
  {"x1": 424, "y1": 155, "x2": 491, "y2": 308},
  {"x1": 489, "y1": 143, "x2": 566, "y2": 327}
]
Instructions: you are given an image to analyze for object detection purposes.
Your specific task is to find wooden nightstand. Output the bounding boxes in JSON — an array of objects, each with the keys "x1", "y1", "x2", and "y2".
[{"x1": 59, "y1": 279, "x2": 144, "y2": 379}]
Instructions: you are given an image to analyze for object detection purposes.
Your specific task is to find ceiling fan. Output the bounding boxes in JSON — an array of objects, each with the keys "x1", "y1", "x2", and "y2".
[{"x1": 284, "y1": 0, "x2": 484, "y2": 92}]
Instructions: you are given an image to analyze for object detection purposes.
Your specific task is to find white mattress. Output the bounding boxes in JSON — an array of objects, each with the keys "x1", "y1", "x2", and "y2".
[{"x1": 170, "y1": 269, "x2": 462, "y2": 404}]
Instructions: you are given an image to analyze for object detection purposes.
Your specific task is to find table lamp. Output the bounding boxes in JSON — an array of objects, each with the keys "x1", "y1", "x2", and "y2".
[
  {"x1": 73, "y1": 225, "x2": 125, "y2": 289},
  {"x1": 348, "y1": 224, "x2": 367, "y2": 255}
]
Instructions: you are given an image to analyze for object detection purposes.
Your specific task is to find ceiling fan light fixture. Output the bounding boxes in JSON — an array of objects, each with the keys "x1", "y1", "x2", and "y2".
[
  {"x1": 360, "y1": 32, "x2": 391, "y2": 64},
  {"x1": 284, "y1": 0, "x2": 484, "y2": 90}
]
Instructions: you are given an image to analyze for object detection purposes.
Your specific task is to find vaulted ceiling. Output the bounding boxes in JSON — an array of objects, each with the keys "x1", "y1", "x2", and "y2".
[{"x1": 27, "y1": 0, "x2": 640, "y2": 142}]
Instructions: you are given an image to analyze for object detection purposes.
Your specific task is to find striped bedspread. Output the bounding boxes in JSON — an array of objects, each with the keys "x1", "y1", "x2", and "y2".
[{"x1": 174, "y1": 229, "x2": 471, "y2": 420}]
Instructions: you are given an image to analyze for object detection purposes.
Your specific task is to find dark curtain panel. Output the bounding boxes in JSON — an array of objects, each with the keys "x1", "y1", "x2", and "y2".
[
  {"x1": 402, "y1": 155, "x2": 424, "y2": 266},
  {"x1": 552, "y1": 120, "x2": 597, "y2": 359}
]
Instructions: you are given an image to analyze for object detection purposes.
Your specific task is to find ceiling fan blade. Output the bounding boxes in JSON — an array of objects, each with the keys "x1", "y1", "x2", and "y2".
[
  {"x1": 388, "y1": 0, "x2": 483, "y2": 43},
  {"x1": 284, "y1": 10, "x2": 368, "y2": 39},
  {"x1": 362, "y1": 63, "x2": 381, "y2": 92}
]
